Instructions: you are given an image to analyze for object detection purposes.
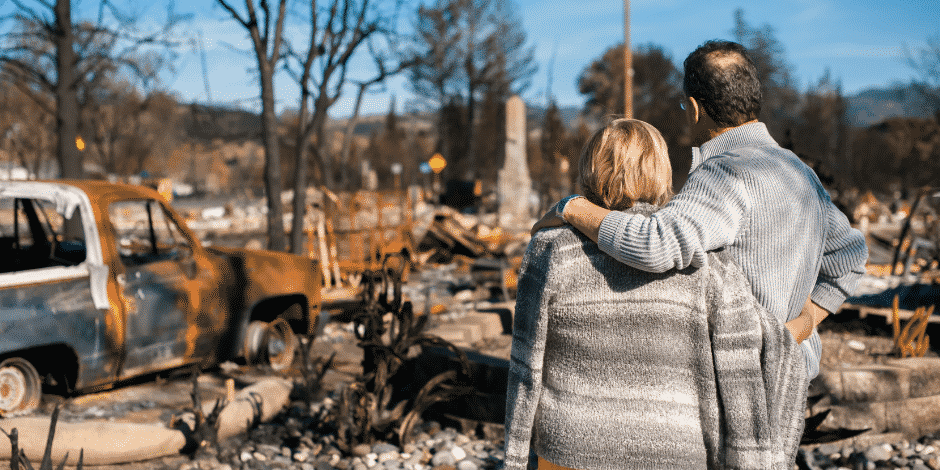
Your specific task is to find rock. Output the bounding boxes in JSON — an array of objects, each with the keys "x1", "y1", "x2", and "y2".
[
  {"x1": 252, "y1": 452, "x2": 267, "y2": 461},
  {"x1": 316, "y1": 462, "x2": 335, "y2": 470},
  {"x1": 451, "y1": 447, "x2": 467, "y2": 460},
  {"x1": 456, "y1": 461, "x2": 478, "y2": 470},
  {"x1": 914, "y1": 463, "x2": 932, "y2": 470},
  {"x1": 929, "y1": 456, "x2": 940, "y2": 470},
  {"x1": 353, "y1": 444, "x2": 373, "y2": 457},
  {"x1": 865, "y1": 444, "x2": 893, "y2": 462},
  {"x1": 240, "y1": 451, "x2": 253, "y2": 462},
  {"x1": 374, "y1": 442, "x2": 399, "y2": 454},
  {"x1": 294, "y1": 451, "x2": 310, "y2": 462},
  {"x1": 817, "y1": 443, "x2": 840, "y2": 455},
  {"x1": 403, "y1": 444, "x2": 418, "y2": 454},
  {"x1": 378, "y1": 451, "x2": 400, "y2": 463},
  {"x1": 431, "y1": 451, "x2": 457, "y2": 467},
  {"x1": 301, "y1": 464, "x2": 316, "y2": 470}
]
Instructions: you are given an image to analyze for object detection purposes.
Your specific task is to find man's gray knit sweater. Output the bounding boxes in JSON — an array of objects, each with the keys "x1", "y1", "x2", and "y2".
[
  {"x1": 505, "y1": 209, "x2": 807, "y2": 470},
  {"x1": 596, "y1": 122, "x2": 868, "y2": 379}
]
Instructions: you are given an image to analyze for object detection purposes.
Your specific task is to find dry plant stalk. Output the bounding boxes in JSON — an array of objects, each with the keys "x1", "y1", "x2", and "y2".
[
  {"x1": 329, "y1": 254, "x2": 471, "y2": 452},
  {"x1": 1, "y1": 404, "x2": 84, "y2": 470},
  {"x1": 892, "y1": 294, "x2": 935, "y2": 358}
]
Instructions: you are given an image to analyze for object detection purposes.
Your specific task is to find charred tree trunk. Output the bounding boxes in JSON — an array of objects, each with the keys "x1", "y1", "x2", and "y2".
[
  {"x1": 258, "y1": 60, "x2": 286, "y2": 251},
  {"x1": 55, "y1": 0, "x2": 81, "y2": 179}
]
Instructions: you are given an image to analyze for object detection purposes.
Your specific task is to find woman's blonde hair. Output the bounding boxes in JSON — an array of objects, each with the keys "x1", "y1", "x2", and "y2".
[{"x1": 577, "y1": 118, "x2": 673, "y2": 210}]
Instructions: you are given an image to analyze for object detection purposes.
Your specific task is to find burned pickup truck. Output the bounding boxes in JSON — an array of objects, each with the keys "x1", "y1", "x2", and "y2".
[{"x1": 0, "y1": 180, "x2": 322, "y2": 415}]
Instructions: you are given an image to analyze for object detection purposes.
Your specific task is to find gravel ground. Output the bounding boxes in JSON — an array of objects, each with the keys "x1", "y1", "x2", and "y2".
[{"x1": 6, "y1": 304, "x2": 936, "y2": 469}]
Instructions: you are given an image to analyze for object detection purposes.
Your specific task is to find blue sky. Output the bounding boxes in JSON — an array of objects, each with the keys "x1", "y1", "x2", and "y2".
[{"x1": 3, "y1": 0, "x2": 939, "y2": 117}]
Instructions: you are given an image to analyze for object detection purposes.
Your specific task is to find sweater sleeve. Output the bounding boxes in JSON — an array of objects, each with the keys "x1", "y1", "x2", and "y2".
[
  {"x1": 504, "y1": 233, "x2": 557, "y2": 470},
  {"x1": 811, "y1": 202, "x2": 869, "y2": 313},
  {"x1": 597, "y1": 156, "x2": 749, "y2": 273}
]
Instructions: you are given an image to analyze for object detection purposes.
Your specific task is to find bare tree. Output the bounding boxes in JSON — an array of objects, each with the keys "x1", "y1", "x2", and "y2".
[
  {"x1": 405, "y1": 0, "x2": 536, "y2": 182},
  {"x1": 215, "y1": 0, "x2": 289, "y2": 251},
  {"x1": 908, "y1": 34, "x2": 940, "y2": 119},
  {"x1": 282, "y1": 0, "x2": 405, "y2": 254},
  {"x1": 0, "y1": 0, "x2": 183, "y2": 179},
  {"x1": 732, "y1": 8, "x2": 800, "y2": 141},
  {"x1": 0, "y1": 82, "x2": 54, "y2": 177},
  {"x1": 578, "y1": 43, "x2": 690, "y2": 184},
  {"x1": 909, "y1": 34, "x2": 940, "y2": 88}
]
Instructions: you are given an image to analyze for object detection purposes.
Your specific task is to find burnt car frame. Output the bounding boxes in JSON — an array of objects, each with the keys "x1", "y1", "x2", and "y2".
[{"x1": 0, "y1": 180, "x2": 322, "y2": 414}]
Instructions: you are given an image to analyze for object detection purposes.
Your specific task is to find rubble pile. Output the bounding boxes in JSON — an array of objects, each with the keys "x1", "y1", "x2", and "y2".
[
  {"x1": 799, "y1": 436, "x2": 940, "y2": 470},
  {"x1": 177, "y1": 414, "x2": 504, "y2": 470}
]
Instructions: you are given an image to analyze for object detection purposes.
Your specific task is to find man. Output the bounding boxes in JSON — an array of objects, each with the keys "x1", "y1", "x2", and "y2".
[{"x1": 533, "y1": 40, "x2": 868, "y2": 380}]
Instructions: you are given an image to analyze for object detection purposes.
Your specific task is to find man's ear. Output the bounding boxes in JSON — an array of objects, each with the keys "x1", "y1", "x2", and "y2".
[{"x1": 689, "y1": 96, "x2": 701, "y2": 124}]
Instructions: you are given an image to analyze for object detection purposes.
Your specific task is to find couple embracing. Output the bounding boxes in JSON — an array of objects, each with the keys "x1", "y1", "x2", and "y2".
[{"x1": 505, "y1": 40, "x2": 868, "y2": 470}]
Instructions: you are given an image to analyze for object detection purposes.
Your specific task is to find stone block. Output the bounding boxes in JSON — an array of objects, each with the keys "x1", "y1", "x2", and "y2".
[
  {"x1": 460, "y1": 312, "x2": 504, "y2": 339},
  {"x1": 884, "y1": 357, "x2": 940, "y2": 399},
  {"x1": 823, "y1": 401, "x2": 887, "y2": 433},
  {"x1": 425, "y1": 323, "x2": 483, "y2": 347},
  {"x1": 824, "y1": 365, "x2": 912, "y2": 403},
  {"x1": 884, "y1": 395, "x2": 940, "y2": 437}
]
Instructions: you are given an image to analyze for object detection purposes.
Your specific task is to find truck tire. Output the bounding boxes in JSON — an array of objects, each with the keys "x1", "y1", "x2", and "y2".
[
  {"x1": 243, "y1": 318, "x2": 298, "y2": 371},
  {"x1": 0, "y1": 357, "x2": 42, "y2": 416}
]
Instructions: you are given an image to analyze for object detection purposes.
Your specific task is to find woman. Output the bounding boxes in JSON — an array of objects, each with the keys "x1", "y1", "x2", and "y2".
[{"x1": 504, "y1": 119, "x2": 806, "y2": 470}]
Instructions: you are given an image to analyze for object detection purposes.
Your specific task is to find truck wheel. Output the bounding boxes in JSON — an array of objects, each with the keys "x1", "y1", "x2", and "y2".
[
  {"x1": 0, "y1": 358, "x2": 42, "y2": 416},
  {"x1": 243, "y1": 319, "x2": 298, "y2": 371}
]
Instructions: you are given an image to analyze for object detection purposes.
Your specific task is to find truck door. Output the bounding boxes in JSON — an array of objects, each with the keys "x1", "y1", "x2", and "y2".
[{"x1": 109, "y1": 199, "x2": 197, "y2": 377}]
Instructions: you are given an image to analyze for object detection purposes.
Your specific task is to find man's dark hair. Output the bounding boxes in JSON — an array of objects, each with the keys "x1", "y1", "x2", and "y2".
[{"x1": 683, "y1": 40, "x2": 761, "y2": 128}]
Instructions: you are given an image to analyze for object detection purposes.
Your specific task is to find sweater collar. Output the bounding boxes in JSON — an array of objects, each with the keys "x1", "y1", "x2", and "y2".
[
  {"x1": 625, "y1": 202, "x2": 659, "y2": 216},
  {"x1": 689, "y1": 122, "x2": 777, "y2": 173}
]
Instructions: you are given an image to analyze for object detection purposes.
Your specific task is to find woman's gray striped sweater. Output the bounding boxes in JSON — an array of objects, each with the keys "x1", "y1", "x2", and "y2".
[{"x1": 505, "y1": 204, "x2": 807, "y2": 470}]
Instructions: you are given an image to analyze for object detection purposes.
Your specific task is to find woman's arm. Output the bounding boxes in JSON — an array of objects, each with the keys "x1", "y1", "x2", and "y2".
[{"x1": 504, "y1": 233, "x2": 556, "y2": 470}]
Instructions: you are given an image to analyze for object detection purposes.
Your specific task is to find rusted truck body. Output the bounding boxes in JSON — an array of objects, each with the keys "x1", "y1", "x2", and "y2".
[{"x1": 0, "y1": 180, "x2": 321, "y2": 414}]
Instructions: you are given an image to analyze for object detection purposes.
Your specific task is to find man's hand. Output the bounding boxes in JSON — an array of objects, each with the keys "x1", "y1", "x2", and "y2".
[
  {"x1": 531, "y1": 197, "x2": 610, "y2": 241},
  {"x1": 531, "y1": 209, "x2": 566, "y2": 235}
]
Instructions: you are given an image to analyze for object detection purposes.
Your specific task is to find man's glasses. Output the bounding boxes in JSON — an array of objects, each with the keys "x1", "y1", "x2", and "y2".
[{"x1": 679, "y1": 99, "x2": 688, "y2": 111}]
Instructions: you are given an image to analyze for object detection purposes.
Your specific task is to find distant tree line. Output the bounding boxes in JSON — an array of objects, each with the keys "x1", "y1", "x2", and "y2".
[{"x1": 2, "y1": 2, "x2": 940, "y2": 252}]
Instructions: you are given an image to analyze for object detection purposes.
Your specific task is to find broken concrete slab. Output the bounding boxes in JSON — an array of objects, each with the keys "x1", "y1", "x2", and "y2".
[
  {"x1": 818, "y1": 358, "x2": 940, "y2": 404},
  {"x1": 884, "y1": 357, "x2": 940, "y2": 399},
  {"x1": 207, "y1": 377, "x2": 293, "y2": 441},
  {"x1": 0, "y1": 418, "x2": 185, "y2": 465},
  {"x1": 819, "y1": 365, "x2": 913, "y2": 403}
]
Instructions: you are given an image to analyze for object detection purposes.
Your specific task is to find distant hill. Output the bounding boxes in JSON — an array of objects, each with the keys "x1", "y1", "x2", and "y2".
[{"x1": 847, "y1": 84, "x2": 940, "y2": 127}]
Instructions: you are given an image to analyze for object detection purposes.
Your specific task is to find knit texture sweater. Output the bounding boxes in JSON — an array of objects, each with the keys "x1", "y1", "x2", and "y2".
[
  {"x1": 505, "y1": 204, "x2": 808, "y2": 470},
  {"x1": 596, "y1": 122, "x2": 868, "y2": 380}
]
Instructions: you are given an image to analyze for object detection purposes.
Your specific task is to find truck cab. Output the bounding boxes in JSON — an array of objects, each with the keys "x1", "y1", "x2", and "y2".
[{"x1": 0, "y1": 180, "x2": 322, "y2": 415}]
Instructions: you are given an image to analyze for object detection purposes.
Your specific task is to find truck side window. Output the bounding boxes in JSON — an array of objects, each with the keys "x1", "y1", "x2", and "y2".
[
  {"x1": 0, "y1": 197, "x2": 87, "y2": 273},
  {"x1": 110, "y1": 200, "x2": 192, "y2": 266}
]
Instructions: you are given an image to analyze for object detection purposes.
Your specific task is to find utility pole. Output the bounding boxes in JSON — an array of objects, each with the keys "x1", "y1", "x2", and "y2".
[{"x1": 623, "y1": 0, "x2": 633, "y2": 118}]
